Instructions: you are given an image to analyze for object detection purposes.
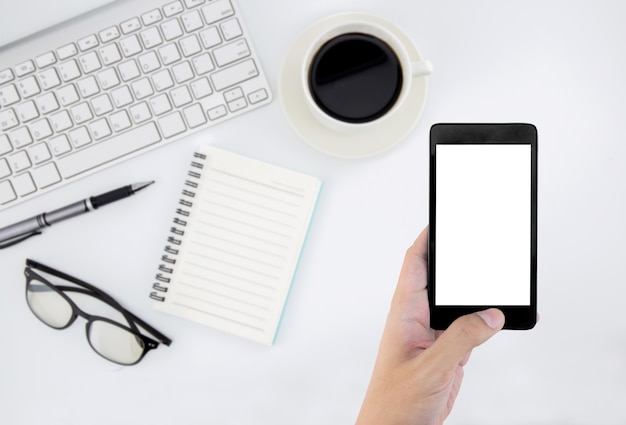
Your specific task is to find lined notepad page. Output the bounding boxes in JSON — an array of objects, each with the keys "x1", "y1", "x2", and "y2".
[{"x1": 153, "y1": 146, "x2": 321, "y2": 345}]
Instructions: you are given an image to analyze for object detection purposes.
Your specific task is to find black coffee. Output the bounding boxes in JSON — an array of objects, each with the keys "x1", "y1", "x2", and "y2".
[{"x1": 308, "y1": 33, "x2": 403, "y2": 124}]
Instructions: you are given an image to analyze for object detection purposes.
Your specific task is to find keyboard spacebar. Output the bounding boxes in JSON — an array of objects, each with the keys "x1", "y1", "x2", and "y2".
[{"x1": 58, "y1": 123, "x2": 162, "y2": 179}]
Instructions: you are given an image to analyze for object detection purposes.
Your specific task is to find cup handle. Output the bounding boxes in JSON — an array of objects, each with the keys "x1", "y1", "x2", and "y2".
[{"x1": 411, "y1": 60, "x2": 433, "y2": 77}]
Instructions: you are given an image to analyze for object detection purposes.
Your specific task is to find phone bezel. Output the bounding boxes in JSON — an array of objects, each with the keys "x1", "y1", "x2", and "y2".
[{"x1": 428, "y1": 123, "x2": 537, "y2": 330}]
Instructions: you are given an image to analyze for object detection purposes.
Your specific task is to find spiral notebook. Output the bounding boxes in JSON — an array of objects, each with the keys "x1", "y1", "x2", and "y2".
[{"x1": 150, "y1": 146, "x2": 321, "y2": 345}]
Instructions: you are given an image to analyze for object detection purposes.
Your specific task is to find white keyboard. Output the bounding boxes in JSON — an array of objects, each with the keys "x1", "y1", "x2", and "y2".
[{"x1": 0, "y1": 0, "x2": 271, "y2": 211}]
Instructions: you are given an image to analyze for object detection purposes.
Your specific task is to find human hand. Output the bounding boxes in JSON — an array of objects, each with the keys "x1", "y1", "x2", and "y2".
[{"x1": 355, "y1": 226, "x2": 505, "y2": 425}]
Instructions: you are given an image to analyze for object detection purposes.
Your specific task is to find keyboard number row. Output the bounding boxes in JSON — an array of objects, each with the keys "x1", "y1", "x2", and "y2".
[{"x1": 1, "y1": 19, "x2": 241, "y2": 107}]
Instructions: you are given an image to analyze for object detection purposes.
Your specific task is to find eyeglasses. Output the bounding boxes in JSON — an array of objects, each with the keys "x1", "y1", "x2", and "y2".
[{"x1": 24, "y1": 259, "x2": 172, "y2": 365}]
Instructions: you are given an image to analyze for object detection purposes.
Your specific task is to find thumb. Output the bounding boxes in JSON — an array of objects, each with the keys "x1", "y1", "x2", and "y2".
[{"x1": 425, "y1": 309, "x2": 505, "y2": 371}]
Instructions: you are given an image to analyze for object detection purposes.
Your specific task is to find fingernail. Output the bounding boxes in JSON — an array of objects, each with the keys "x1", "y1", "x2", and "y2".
[{"x1": 477, "y1": 309, "x2": 504, "y2": 329}]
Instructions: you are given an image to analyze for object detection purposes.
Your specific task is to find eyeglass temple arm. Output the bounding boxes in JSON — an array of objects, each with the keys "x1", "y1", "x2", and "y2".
[{"x1": 26, "y1": 259, "x2": 172, "y2": 346}]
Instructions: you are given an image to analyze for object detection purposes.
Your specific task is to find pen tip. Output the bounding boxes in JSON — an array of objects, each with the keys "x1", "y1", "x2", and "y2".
[{"x1": 132, "y1": 181, "x2": 155, "y2": 192}]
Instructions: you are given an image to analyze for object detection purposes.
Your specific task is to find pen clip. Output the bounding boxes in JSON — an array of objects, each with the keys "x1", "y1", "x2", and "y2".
[{"x1": 0, "y1": 231, "x2": 42, "y2": 249}]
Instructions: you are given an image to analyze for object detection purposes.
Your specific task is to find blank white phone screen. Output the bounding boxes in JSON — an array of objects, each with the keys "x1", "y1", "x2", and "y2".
[{"x1": 435, "y1": 144, "x2": 531, "y2": 306}]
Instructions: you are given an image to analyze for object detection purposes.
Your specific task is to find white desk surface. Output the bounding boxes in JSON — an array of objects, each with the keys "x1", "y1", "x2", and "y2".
[{"x1": 2, "y1": 0, "x2": 626, "y2": 424}]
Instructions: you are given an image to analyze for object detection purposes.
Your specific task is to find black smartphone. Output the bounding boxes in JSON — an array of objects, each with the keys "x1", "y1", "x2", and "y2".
[{"x1": 428, "y1": 123, "x2": 537, "y2": 330}]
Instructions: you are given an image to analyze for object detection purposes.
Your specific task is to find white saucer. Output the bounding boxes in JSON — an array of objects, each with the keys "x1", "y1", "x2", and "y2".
[{"x1": 279, "y1": 12, "x2": 429, "y2": 159}]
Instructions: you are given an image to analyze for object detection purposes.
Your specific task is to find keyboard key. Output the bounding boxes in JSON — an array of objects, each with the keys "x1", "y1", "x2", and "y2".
[
  {"x1": 13, "y1": 172, "x2": 36, "y2": 196},
  {"x1": 142, "y1": 9, "x2": 163, "y2": 26},
  {"x1": 70, "y1": 102, "x2": 93, "y2": 124},
  {"x1": 36, "y1": 92, "x2": 60, "y2": 114},
  {"x1": 213, "y1": 39, "x2": 250, "y2": 67},
  {"x1": 192, "y1": 53, "x2": 214, "y2": 75},
  {"x1": 18, "y1": 76, "x2": 41, "y2": 98},
  {"x1": 119, "y1": 35, "x2": 143, "y2": 57},
  {"x1": 184, "y1": 0, "x2": 205, "y2": 9},
  {"x1": 117, "y1": 59, "x2": 141, "y2": 81},
  {"x1": 152, "y1": 69, "x2": 175, "y2": 91},
  {"x1": 39, "y1": 68, "x2": 62, "y2": 90},
  {"x1": 138, "y1": 51, "x2": 161, "y2": 73},
  {"x1": 161, "y1": 19, "x2": 184, "y2": 41},
  {"x1": 220, "y1": 18, "x2": 242, "y2": 41},
  {"x1": 201, "y1": 0, "x2": 234, "y2": 24},
  {"x1": 158, "y1": 43, "x2": 182, "y2": 65},
  {"x1": 199, "y1": 27, "x2": 221, "y2": 48},
  {"x1": 149, "y1": 94, "x2": 172, "y2": 116},
  {"x1": 0, "y1": 84, "x2": 20, "y2": 107},
  {"x1": 248, "y1": 88, "x2": 268, "y2": 104},
  {"x1": 129, "y1": 102, "x2": 152, "y2": 123},
  {"x1": 57, "y1": 43, "x2": 78, "y2": 60},
  {"x1": 59, "y1": 60, "x2": 82, "y2": 82},
  {"x1": 99, "y1": 44, "x2": 122, "y2": 65},
  {"x1": 179, "y1": 34, "x2": 201, "y2": 57},
  {"x1": 29, "y1": 118, "x2": 53, "y2": 140},
  {"x1": 8, "y1": 150, "x2": 32, "y2": 173},
  {"x1": 49, "y1": 110, "x2": 73, "y2": 132},
  {"x1": 91, "y1": 93, "x2": 114, "y2": 116},
  {"x1": 131, "y1": 77, "x2": 154, "y2": 100},
  {"x1": 15, "y1": 60, "x2": 36, "y2": 77},
  {"x1": 28, "y1": 143, "x2": 52, "y2": 164},
  {"x1": 0, "y1": 109, "x2": 19, "y2": 130},
  {"x1": 0, "y1": 180, "x2": 17, "y2": 204},
  {"x1": 89, "y1": 118, "x2": 112, "y2": 140},
  {"x1": 207, "y1": 104, "x2": 227, "y2": 120},
  {"x1": 170, "y1": 85, "x2": 192, "y2": 107},
  {"x1": 35, "y1": 52, "x2": 57, "y2": 69},
  {"x1": 56, "y1": 84, "x2": 80, "y2": 106},
  {"x1": 57, "y1": 122, "x2": 161, "y2": 178},
  {"x1": 181, "y1": 10, "x2": 203, "y2": 32},
  {"x1": 110, "y1": 110, "x2": 132, "y2": 131},
  {"x1": 69, "y1": 126, "x2": 92, "y2": 148},
  {"x1": 77, "y1": 75, "x2": 101, "y2": 98},
  {"x1": 190, "y1": 77, "x2": 212, "y2": 99},
  {"x1": 163, "y1": 1, "x2": 184, "y2": 17},
  {"x1": 79, "y1": 52, "x2": 102, "y2": 74},
  {"x1": 227, "y1": 97, "x2": 247, "y2": 113},
  {"x1": 183, "y1": 103, "x2": 206, "y2": 128},
  {"x1": 224, "y1": 85, "x2": 243, "y2": 101},
  {"x1": 0, "y1": 68, "x2": 15, "y2": 85},
  {"x1": 9, "y1": 127, "x2": 33, "y2": 148},
  {"x1": 111, "y1": 86, "x2": 134, "y2": 107},
  {"x1": 140, "y1": 27, "x2": 164, "y2": 49},
  {"x1": 97, "y1": 68, "x2": 121, "y2": 90},
  {"x1": 99, "y1": 26, "x2": 121, "y2": 43},
  {"x1": 31, "y1": 163, "x2": 61, "y2": 188},
  {"x1": 158, "y1": 111, "x2": 186, "y2": 138},
  {"x1": 48, "y1": 134, "x2": 72, "y2": 156},
  {"x1": 16, "y1": 100, "x2": 40, "y2": 122},
  {"x1": 120, "y1": 18, "x2": 142, "y2": 34},
  {"x1": 172, "y1": 61, "x2": 194, "y2": 83},
  {"x1": 211, "y1": 58, "x2": 258, "y2": 91},
  {"x1": 78, "y1": 34, "x2": 99, "y2": 51}
]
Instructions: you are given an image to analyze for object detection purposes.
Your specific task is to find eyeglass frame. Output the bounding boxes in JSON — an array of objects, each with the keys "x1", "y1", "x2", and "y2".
[{"x1": 24, "y1": 258, "x2": 172, "y2": 365}]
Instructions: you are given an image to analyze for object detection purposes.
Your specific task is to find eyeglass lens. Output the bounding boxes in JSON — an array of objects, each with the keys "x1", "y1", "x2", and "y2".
[
  {"x1": 88, "y1": 320, "x2": 146, "y2": 365},
  {"x1": 26, "y1": 278, "x2": 74, "y2": 329},
  {"x1": 26, "y1": 277, "x2": 146, "y2": 365}
]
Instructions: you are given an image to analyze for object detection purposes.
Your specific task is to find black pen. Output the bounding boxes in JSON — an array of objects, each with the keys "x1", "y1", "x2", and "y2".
[{"x1": 0, "y1": 181, "x2": 154, "y2": 249}]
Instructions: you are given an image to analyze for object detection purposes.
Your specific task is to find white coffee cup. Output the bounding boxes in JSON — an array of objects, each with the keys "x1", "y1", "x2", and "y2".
[{"x1": 302, "y1": 14, "x2": 432, "y2": 133}]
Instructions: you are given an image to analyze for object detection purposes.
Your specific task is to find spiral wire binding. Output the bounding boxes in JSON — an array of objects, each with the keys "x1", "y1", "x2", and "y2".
[{"x1": 150, "y1": 152, "x2": 207, "y2": 302}]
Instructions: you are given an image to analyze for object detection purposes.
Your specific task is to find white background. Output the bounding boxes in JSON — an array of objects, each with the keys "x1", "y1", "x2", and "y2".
[
  {"x1": 1, "y1": 0, "x2": 626, "y2": 424},
  {"x1": 435, "y1": 144, "x2": 531, "y2": 306}
]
